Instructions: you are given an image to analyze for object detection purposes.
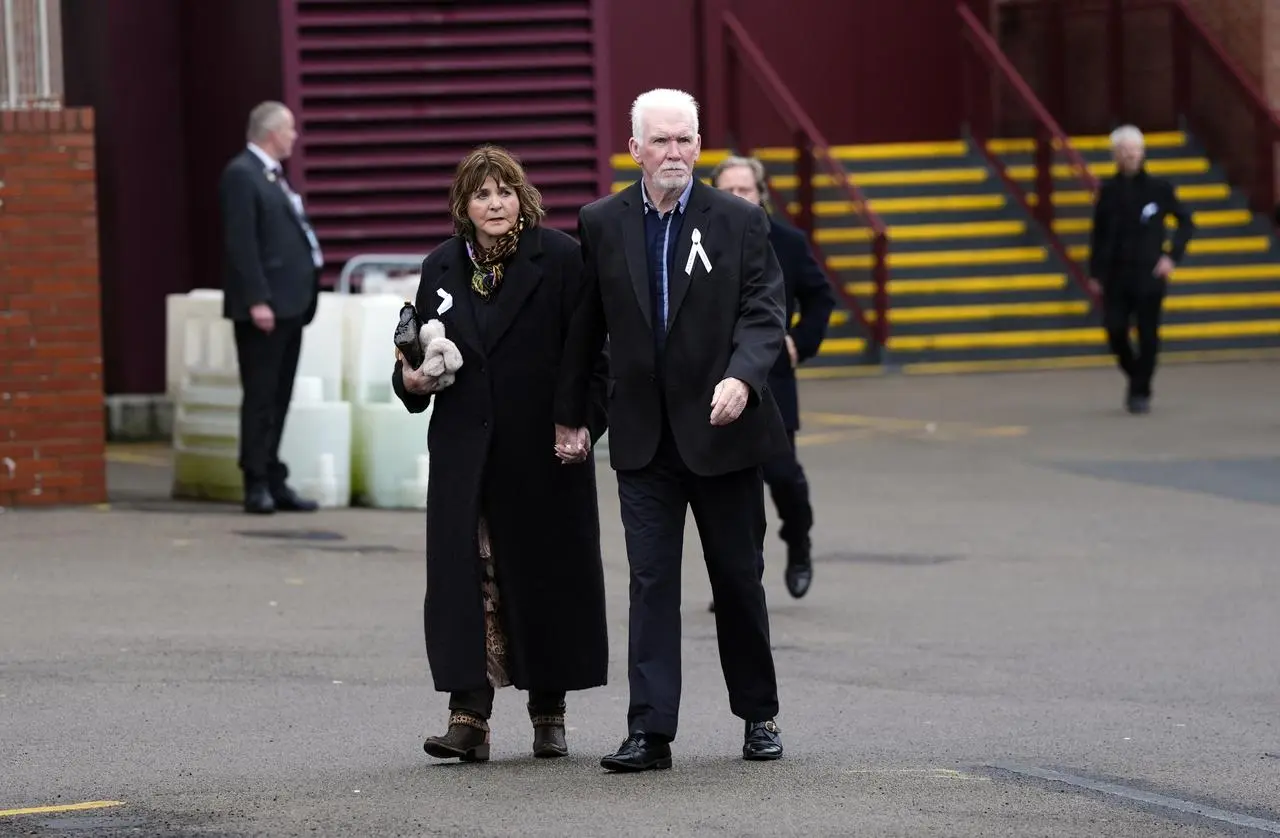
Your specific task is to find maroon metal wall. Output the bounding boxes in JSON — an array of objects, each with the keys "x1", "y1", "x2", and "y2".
[
  {"x1": 61, "y1": 0, "x2": 284, "y2": 396},
  {"x1": 607, "y1": 0, "x2": 965, "y2": 149}
]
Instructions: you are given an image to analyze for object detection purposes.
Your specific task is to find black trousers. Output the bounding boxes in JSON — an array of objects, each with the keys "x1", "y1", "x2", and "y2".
[
  {"x1": 760, "y1": 431, "x2": 812, "y2": 555},
  {"x1": 449, "y1": 687, "x2": 567, "y2": 719},
  {"x1": 615, "y1": 423, "x2": 779, "y2": 741},
  {"x1": 1103, "y1": 287, "x2": 1165, "y2": 398},
  {"x1": 234, "y1": 317, "x2": 304, "y2": 489}
]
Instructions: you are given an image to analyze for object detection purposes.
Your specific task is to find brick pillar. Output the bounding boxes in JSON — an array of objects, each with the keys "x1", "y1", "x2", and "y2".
[{"x1": 0, "y1": 107, "x2": 106, "y2": 508}]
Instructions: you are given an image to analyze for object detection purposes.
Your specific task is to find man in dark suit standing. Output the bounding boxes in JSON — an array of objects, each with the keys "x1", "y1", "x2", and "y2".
[
  {"x1": 219, "y1": 101, "x2": 322, "y2": 514},
  {"x1": 1087, "y1": 124, "x2": 1194, "y2": 414},
  {"x1": 554, "y1": 88, "x2": 791, "y2": 771},
  {"x1": 712, "y1": 155, "x2": 835, "y2": 601}
]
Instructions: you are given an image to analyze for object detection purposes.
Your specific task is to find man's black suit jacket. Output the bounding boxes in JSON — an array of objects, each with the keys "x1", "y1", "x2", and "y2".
[
  {"x1": 556, "y1": 179, "x2": 790, "y2": 477},
  {"x1": 218, "y1": 149, "x2": 319, "y2": 322},
  {"x1": 765, "y1": 214, "x2": 835, "y2": 431},
  {"x1": 1088, "y1": 168, "x2": 1194, "y2": 296}
]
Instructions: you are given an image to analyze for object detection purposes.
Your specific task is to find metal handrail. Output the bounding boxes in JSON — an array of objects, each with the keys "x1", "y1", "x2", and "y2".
[{"x1": 336, "y1": 254, "x2": 427, "y2": 295}]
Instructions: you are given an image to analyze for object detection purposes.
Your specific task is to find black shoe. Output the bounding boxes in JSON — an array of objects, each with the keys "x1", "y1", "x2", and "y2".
[
  {"x1": 743, "y1": 719, "x2": 783, "y2": 761},
  {"x1": 1126, "y1": 395, "x2": 1151, "y2": 414},
  {"x1": 600, "y1": 733, "x2": 672, "y2": 772},
  {"x1": 784, "y1": 545, "x2": 813, "y2": 599},
  {"x1": 272, "y1": 485, "x2": 319, "y2": 512},
  {"x1": 244, "y1": 484, "x2": 275, "y2": 515}
]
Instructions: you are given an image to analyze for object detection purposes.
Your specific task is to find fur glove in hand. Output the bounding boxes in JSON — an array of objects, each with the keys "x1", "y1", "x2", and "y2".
[{"x1": 417, "y1": 319, "x2": 464, "y2": 389}]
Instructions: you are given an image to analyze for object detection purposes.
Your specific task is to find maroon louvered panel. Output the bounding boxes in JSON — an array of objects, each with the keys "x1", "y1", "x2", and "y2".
[{"x1": 280, "y1": 0, "x2": 605, "y2": 287}]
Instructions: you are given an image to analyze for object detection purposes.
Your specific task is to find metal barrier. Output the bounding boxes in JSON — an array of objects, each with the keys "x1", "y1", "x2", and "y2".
[
  {"x1": 336, "y1": 253, "x2": 427, "y2": 295},
  {"x1": 1, "y1": 0, "x2": 61, "y2": 109}
]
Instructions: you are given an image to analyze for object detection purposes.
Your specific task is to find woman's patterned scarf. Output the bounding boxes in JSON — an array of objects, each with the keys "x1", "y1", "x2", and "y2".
[{"x1": 465, "y1": 217, "x2": 524, "y2": 300}]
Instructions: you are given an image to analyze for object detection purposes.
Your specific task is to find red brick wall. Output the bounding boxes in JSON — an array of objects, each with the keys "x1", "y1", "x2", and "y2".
[{"x1": 0, "y1": 107, "x2": 106, "y2": 508}]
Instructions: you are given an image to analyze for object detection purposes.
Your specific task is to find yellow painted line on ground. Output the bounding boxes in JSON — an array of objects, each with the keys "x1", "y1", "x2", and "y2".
[
  {"x1": 0, "y1": 801, "x2": 125, "y2": 818},
  {"x1": 831, "y1": 246, "x2": 1047, "y2": 270},
  {"x1": 1068, "y1": 235, "x2": 1271, "y2": 262},
  {"x1": 846, "y1": 273, "x2": 1065, "y2": 296},
  {"x1": 869, "y1": 300, "x2": 1089, "y2": 324},
  {"x1": 900, "y1": 346, "x2": 1280, "y2": 375},
  {"x1": 796, "y1": 363, "x2": 885, "y2": 380},
  {"x1": 1052, "y1": 208, "x2": 1253, "y2": 234},
  {"x1": 987, "y1": 131, "x2": 1187, "y2": 154},
  {"x1": 802, "y1": 410, "x2": 1028, "y2": 439},
  {"x1": 1008, "y1": 157, "x2": 1210, "y2": 180},
  {"x1": 815, "y1": 219, "x2": 1025, "y2": 244},
  {"x1": 795, "y1": 428, "x2": 875, "y2": 446}
]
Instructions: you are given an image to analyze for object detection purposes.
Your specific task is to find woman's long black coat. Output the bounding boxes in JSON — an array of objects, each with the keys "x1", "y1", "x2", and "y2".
[{"x1": 392, "y1": 226, "x2": 610, "y2": 694}]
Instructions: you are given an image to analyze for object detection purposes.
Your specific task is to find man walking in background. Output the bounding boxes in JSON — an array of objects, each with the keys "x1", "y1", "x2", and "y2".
[
  {"x1": 1087, "y1": 124, "x2": 1194, "y2": 414},
  {"x1": 711, "y1": 155, "x2": 835, "y2": 601},
  {"x1": 219, "y1": 101, "x2": 323, "y2": 514}
]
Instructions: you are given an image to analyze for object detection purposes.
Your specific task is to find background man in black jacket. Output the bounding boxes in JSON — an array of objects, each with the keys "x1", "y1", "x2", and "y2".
[
  {"x1": 555, "y1": 88, "x2": 790, "y2": 770},
  {"x1": 1087, "y1": 124, "x2": 1195, "y2": 414},
  {"x1": 218, "y1": 101, "x2": 323, "y2": 514},
  {"x1": 711, "y1": 156, "x2": 835, "y2": 600}
]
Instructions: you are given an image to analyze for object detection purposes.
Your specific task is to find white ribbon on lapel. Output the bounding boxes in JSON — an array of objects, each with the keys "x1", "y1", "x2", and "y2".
[
  {"x1": 436, "y1": 288, "x2": 453, "y2": 315},
  {"x1": 685, "y1": 227, "x2": 712, "y2": 275}
]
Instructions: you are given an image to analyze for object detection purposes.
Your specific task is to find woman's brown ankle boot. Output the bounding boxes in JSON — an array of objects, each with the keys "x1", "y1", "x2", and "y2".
[
  {"x1": 423, "y1": 711, "x2": 490, "y2": 762},
  {"x1": 529, "y1": 705, "x2": 568, "y2": 758}
]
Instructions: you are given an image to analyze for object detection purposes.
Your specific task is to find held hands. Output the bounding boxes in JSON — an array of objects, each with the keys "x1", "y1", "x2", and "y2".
[
  {"x1": 785, "y1": 334, "x2": 798, "y2": 369},
  {"x1": 709, "y1": 377, "x2": 749, "y2": 426},
  {"x1": 1154, "y1": 255, "x2": 1175, "y2": 279},
  {"x1": 554, "y1": 424, "x2": 590, "y2": 464}
]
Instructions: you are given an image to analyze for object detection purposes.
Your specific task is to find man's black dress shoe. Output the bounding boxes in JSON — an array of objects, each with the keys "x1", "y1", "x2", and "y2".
[
  {"x1": 244, "y1": 485, "x2": 275, "y2": 515},
  {"x1": 743, "y1": 719, "x2": 783, "y2": 761},
  {"x1": 600, "y1": 733, "x2": 672, "y2": 772},
  {"x1": 272, "y1": 485, "x2": 319, "y2": 512}
]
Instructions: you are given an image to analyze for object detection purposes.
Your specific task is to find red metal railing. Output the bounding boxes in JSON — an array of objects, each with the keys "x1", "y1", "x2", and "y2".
[
  {"x1": 1169, "y1": 0, "x2": 1280, "y2": 222},
  {"x1": 721, "y1": 11, "x2": 890, "y2": 353},
  {"x1": 959, "y1": 2, "x2": 1101, "y2": 309},
  {"x1": 995, "y1": 0, "x2": 1280, "y2": 228}
]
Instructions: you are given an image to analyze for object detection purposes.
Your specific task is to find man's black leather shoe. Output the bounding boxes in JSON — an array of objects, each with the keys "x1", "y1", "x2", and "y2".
[
  {"x1": 244, "y1": 485, "x2": 275, "y2": 515},
  {"x1": 743, "y1": 719, "x2": 783, "y2": 761},
  {"x1": 272, "y1": 485, "x2": 319, "y2": 512},
  {"x1": 600, "y1": 733, "x2": 672, "y2": 772}
]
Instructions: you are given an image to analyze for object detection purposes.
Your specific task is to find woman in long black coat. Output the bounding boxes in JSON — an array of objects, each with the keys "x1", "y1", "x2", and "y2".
[{"x1": 392, "y1": 145, "x2": 609, "y2": 763}]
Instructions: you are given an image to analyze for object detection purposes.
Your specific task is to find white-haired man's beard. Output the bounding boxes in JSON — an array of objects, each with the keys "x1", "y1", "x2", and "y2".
[{"x1": 653, "y1": 167, "x2": 691, "y2": 191}]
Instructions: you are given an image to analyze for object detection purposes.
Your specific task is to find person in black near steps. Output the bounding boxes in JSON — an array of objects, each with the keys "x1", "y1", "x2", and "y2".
[{"x1": 1087, "y1": 124, "x2": 1195, "y2": 414}]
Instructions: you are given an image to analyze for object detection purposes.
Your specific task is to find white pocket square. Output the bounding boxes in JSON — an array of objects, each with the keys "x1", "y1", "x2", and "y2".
[
  {"x1": 436, "y1": 288, "x2": 453, "y2": 315},
  {"x1": 1141, "y1": 202, "x2": 1159, "y2": 222}
]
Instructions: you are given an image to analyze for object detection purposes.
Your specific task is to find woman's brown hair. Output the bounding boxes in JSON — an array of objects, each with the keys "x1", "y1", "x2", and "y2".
[{"x1": 449, "y1": 145, "x2": 546, "y2": 239}]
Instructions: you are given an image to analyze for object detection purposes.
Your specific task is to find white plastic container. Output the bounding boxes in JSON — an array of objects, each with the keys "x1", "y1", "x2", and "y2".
[
  {"x1": 278, "y1": 376, "x2": 352, "y2": 508},
  {"x1": 350, "y1": 401, "x2": 431, "y2": 508},
  {"x1": 342, "y1": 294, "x2": 406, "y2": 405},
  {"x1": 295, "y1": 291, "x2": 345, "y2": 404}
]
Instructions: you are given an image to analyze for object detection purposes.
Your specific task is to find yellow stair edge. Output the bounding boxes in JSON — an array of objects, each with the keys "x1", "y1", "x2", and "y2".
[
  {"x1": 1053, "y1": 209, "x2": 1253, "y2": 234},
  {"x1": 987, "y1": 131, "x2": 1187, "y2": 154},
  {"x1": 819, "y1": 318, "x2": 1280, "y2": 355},
  {"x1": 846, "y1": 273, "x2": 1066, "y2": 296},
  {"x1": 1007, "y1": 158, "x2": 1210, "y2": 180},
  {"x1": 868, "y1": 300, "x2": 1088, "y2": 324},
  {"x1": 1027, "y1": 184, "x2": 1231, "y2": 206},
  {"x1": 832, "y1": 246, "x2": 1047, "y2": 270},
  {"x1": 796, "y1": 346, "x2": 1280, "y2": 379},
  {"x1": 787, "y1": 195, "x2": 1007, "y2": 216},
  {"x1": 815, "y1": 220, "x2": 1025, "y2": 244},
  {"x1": 1068, "y1": 236, "x2": 1272, "y2": 261}
]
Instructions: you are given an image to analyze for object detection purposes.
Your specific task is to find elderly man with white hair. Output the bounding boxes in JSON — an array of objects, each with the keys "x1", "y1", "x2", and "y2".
[
  {"x1": 555, "y1": 88, "x2": 790, "y2": 770},
  {"x1": 1087, "y1": 124, "x2": 1194, "y2": 414}
]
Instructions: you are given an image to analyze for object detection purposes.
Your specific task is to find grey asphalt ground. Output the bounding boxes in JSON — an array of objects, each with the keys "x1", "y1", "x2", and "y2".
[{"x1": 3, "y1": 361, "x2": 1280, "y2": 837}]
